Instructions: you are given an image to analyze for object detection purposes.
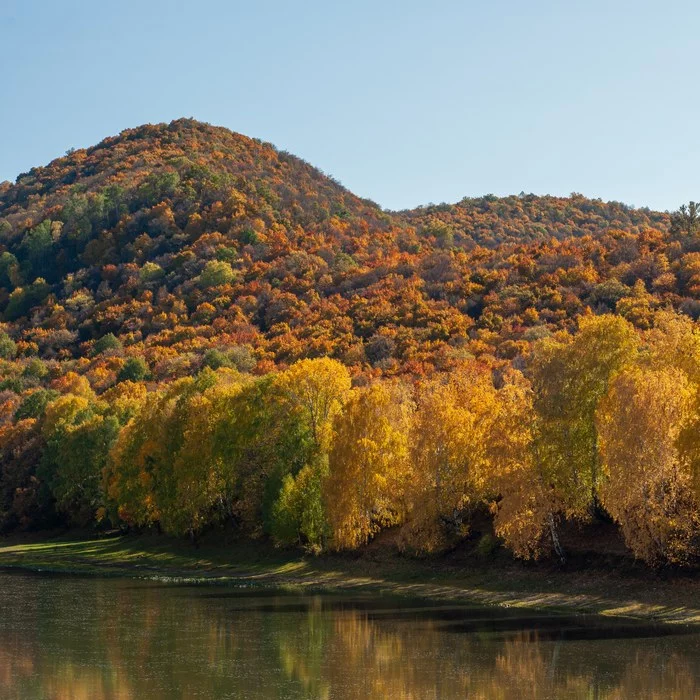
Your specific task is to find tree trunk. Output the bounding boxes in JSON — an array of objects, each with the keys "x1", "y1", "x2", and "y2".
[{"x1": 548, "y1": 512, "x2": 566, "y2": 566}]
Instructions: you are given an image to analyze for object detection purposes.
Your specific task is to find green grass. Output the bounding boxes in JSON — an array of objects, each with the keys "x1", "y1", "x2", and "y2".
[{"x1": 2, "y1": 531, "x2": 700, "y2": 624}]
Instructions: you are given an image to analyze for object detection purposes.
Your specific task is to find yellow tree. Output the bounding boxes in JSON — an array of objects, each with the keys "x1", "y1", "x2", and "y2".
[
  {"x1": 160, "y1": 391, "x2": 225, "y2": 538},
  {"x1": 100, "y1": 381, "x2": 148, "y2": 424},
  {"x1": 646, "y1": 311, "x2": 700, "y2": 503},
  {"x1": 485, "y1": 370, "x2": 560, "y2": 560},
  {"x1": 105, "y1": 387, "x2": 173, "y2": 529},
  {"x1": 106, "y1": 371, "x2": 247, "y2": 538},
  {"x1": 597, "y1": 367, "x2": 699, "y2": 564},
  {"x1": 325, "y1": 381, "x2": 413, "y2": 550},
  {"x1": 405, "y1": 366, "x2": 497, "y2": 552},
  {"x1": 275, "y1": 357, "x2": 352, "y2": 453}
]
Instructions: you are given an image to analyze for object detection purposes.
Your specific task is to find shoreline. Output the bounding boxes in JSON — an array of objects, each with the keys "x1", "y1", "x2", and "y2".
[{"x1": 2, "y1": 532, "x2": 700, "y2": 625}]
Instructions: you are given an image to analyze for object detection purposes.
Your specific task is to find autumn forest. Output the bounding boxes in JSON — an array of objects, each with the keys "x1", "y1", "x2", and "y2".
[{"x1": 3, "y1": 118, "x2": 700, "y2": 567}]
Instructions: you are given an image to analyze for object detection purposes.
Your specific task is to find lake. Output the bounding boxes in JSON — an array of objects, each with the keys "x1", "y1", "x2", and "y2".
[{"x1": 1, "y1": 570, "x2": 699, "y2": 698}]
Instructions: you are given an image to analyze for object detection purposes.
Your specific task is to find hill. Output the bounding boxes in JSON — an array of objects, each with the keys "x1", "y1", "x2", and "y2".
[
  {"x1": 0, "y1": 118, "x2": 689, "y2": 380},
  {"x1": 2, "y1": 119, "x2": 700, "y2": 571}
]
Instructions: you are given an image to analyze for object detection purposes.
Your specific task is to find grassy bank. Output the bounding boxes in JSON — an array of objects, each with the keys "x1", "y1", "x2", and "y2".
[{"x1": 1, "y1": 531, "x2": 700, "y2": 625}]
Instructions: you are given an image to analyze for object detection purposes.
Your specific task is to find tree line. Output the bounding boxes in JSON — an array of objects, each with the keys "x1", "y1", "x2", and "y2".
[{"x1": 3, "y1": 308, "x2": 700, "y2": 567}]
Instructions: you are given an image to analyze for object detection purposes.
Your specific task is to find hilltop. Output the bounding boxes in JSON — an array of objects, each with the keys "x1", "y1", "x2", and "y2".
[{"x1": 400, "y1": 193, "x2": 668, "y2": 248}]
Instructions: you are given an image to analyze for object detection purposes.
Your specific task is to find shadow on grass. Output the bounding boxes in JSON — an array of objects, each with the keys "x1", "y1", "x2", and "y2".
[{"x1": 3, "y1": 533, "x2": 700, "y2": 625}]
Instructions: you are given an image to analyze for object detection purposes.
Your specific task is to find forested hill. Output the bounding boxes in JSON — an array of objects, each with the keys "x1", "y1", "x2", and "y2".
[
  {"x1": 4, "y1": 119, "x2": 700, "y2": 569},
  {"x1": 0, "y1": 118, "x2": 686, "y2": 377}
]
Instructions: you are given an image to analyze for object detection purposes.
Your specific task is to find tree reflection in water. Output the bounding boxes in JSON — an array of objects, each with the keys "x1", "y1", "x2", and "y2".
[{"x1": 0, "y1": 573, "x2": 698, "y2": 699}]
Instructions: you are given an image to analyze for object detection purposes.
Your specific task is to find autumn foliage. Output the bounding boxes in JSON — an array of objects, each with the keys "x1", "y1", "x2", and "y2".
[{"x1": 2, "y1": 119, "x2": 700, "y2": 566}]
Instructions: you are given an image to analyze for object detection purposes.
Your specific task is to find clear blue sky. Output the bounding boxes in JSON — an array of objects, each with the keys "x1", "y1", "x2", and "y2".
[{"x1": 1, "y1": 0, "x2": 698, "y2": 212}]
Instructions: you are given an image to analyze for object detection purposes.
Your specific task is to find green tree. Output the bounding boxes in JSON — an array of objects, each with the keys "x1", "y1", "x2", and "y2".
[
  {"x1": 40, "y1": 394, "x2": 120, "y2": 526},
  {"x1": 271, "y1": 457, "x2": 329, "y2": 549},
  {"x1": 0, "y1": 332, "x2": 16, "y2": 359},
  {"x1": 530, "y1": 315, "x2": 638, "y2": 519},
  {"x1": 92, "y1": 333, "x2": 122, "y2": 356},
  {"x1": 19, "y1": 220, "x2": 54, "y2": 279},
  {"x1": 0, "y1": 252, "x2": 21, "y2": 288},
  {"x1": 15, "y1": 389, "x2": 60, "y2": 421},
  {"x1": 671, "y1": 201, "x2": 700, "y2": 237},
  {"x1": 208, "y1": 374, "x2": 313, "y2": 535},
  {"x1": 199, "y1": 260, "x2": 236, "y2": 288},
  {"x1": 117, "y1": 357, "x2": 149, "y2": 383}
]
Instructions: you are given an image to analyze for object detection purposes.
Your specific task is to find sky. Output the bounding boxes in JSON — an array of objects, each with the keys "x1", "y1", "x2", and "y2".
[{"x1": 1, "y1": 0, "x2": 699, "y2": 212}]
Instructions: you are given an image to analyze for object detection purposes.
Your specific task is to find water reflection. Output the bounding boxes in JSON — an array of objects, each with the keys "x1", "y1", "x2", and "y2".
[{"x1": 0, "y1": 572, "x2": 698, "y2": 699}]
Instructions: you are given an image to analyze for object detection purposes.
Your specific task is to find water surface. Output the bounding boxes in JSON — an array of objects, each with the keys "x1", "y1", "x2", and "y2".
[{"x1": 1, "y1": 571, "x2": 699, "y2": 698}]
